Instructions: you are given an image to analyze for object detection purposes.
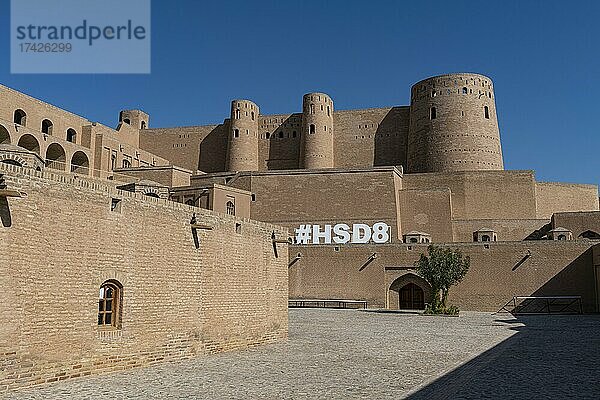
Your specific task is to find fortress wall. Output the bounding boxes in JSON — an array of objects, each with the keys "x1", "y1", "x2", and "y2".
[
  {"x1": 234, "y1": 169, "x2": 403, "y2": 242},
  {"x1": 258, "y1": 113, "x2": 302, "y2": 170},
  {"x1": 535, "y1": 182, "x2": 599, "y2": 219},
  {"x1": 0, "y1": 84, "x2": 94, "y2": 144},
  {"x1": 289, "y1": 241, "x2": 598, "y2": 312},
  {"x1": 552, "y1": 211, "x2": 600, "y2": 238},
  {"x1": 333, "y1": 107, "x2": 410, "y2": 169},
  {"x1": 402, "y1": 170, "x2": 538, "y2": 220},
  {"x1": 452, "y1": 219, "x2": 549, "y2": 242},
  {"x1": 140, "y1": 124, "x2": 228, "y2": 172},
  {"x1": 0, "y1": 164, "x2": 288, "y2": 393},
  {"x1": 399, "y1": 188, "x2": 454, "y2": 242}
]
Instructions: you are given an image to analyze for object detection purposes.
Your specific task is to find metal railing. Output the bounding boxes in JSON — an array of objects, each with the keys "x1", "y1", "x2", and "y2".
[
  {"x1": 496, "y1": 296, "x2": 583, "y2": 315},
  {"x1": 288, "y1": 299, "x2": 368, "y2": 309}
]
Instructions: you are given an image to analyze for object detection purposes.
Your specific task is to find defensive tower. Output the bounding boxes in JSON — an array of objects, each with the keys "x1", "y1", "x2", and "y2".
[
  {"x1": 226, "y1": 99, "x2": 260, "y2": 171},
  {"x1": 119, "y1": 110, "x2": 149, "y2": 130},
  {"x1": 406, "y1": 73, "x2": 503, "y2": 173},
  {"x1": 300, "y1": 92, "x2": 334, "y2": 169}
]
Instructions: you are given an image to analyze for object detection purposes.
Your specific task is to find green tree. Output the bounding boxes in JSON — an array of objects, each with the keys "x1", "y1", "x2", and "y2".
[{"x1": 414, "y1": 245, "x2": 470, "y2": 313}]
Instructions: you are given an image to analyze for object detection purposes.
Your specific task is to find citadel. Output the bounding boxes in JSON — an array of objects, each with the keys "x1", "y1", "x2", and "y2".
[{"x1": 1, "y1": 72, "x2": 600, "y2": 392}]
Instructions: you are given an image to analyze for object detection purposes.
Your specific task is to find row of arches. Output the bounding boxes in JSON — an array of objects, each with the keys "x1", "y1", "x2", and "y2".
[
  {"x1": 0, "y1": 127, "x2": 89, "y2": 173},
  {"x1": 13, "y1": 109, "x2": 77, "y2": 143}
]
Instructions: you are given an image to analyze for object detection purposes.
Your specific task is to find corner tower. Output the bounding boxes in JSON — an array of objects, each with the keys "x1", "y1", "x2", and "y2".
[
  {"x1": 406, "y1": 73, "x2": 503, "y2": 173},
  {"x1": 301, "y1": 92, "x2": 334, "y2": 169},
  {"x1": 226, "y1": 99, "x2": 259, "y2": 172}
]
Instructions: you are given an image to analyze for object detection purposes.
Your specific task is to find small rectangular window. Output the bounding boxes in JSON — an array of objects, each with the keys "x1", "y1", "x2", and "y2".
[
  {"x1": 111, "y1": 198, "x2": 122, "y2": 213},
  {"x1": 235, "y1": 223, "x2": 242, "y2": 234}
]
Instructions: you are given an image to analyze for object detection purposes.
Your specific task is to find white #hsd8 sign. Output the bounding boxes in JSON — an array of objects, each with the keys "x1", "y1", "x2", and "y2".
[{"x1": 294, "y1": 222, "x2": 390, "y2": 245}]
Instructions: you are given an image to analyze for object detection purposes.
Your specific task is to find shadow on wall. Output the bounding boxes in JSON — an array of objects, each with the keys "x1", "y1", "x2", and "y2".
[
  {"x1": 406, "y1": 314, "x2": 600, "y2": 399},
  {"x1": 373, "y1": 107, "x2": 408, "y2": 168},
  {"x1": 0, "y1": 197, "x2": 11, "y2": 227},
  {"x1": 266, "y1": 115, "x2": 301, "y2": 170},
  {"x1": 523, "y1": 222, "x2": 552, "y2": 240},
  {"x1": 198, "y1": 124, "x2": 228, "y2": 173},
  {"x1": 530, "y1": 248, "x2": 597, "y2": 312}
]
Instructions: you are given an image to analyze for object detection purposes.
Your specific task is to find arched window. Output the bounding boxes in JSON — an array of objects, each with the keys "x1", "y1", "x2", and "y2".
[
  {"x1": 123, "y1": 118, "x2": 131, "y2": 125},
  {"x1": 462, "y1": 87, "x2": 468, "y2": 94},
  {"x1": 140, "y1": 121, "x2": 147, "y2": 129},
  {"x1": 98, "y1": 280, "x2": 122, "y2": 328},
  {"x1": 278, "y1": 131, "x2": 284, "y2": 138},
  {"x1": 41, "y1": 119, "x2": 53, "y2": 135},
  {"x1": 309, "y1": 124, "x2": 315, "y2": 134},
  {"x1": 14, "y1": 109, "x2": 26, "y2": 126},
  {"x1": 292, "y1": 131, "x2": 297, "y2": 138},
  {"x1": 234, "y1": 129, "x2": 239, "y2": 138},
  {"x1": 430, "y1": 107, "x2": 437, "y2": 120},
  {"x1": 482, "y1": 235, "x2": 491, "y2": 242},
  {"x1": 226, "y1": 200, "x2": 235, "y2": 215},
  {"x1": 122, "y1": 159, "x2": 131, "y2": 168},
  {"x1": 66, "y1": 128, "x2": 77, "y2": 143},
  {"x1": 251, "y1": 111, "x2": 255, "y2": 121},
  {"x1": 235, "y1": 109, "x2": 240, "y2": 119},
  {"x1": 431, "y1": 90, "x2": 437, "y2": 97},
  {"x1": 327, "y1": 106, "x2": 330, "y2": 116},
  {"x1": 310, "y1": 104, "x2": 315, "y2": 114},
  {"x1": 265, "y1": 132, "x2": 271, "y2": 139},
  {"x1": 484, "y1": 106, "x2": 490, "y2": 119}
]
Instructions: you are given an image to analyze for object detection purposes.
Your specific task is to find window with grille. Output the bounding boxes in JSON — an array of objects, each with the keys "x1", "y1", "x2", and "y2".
[{"x1": 98, "y1": 281, "x2": 122, "y2": 327}]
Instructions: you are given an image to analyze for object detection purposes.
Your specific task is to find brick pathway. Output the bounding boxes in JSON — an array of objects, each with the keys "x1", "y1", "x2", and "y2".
[{"x1": 4, "y1": 309, "x2": 600, "y2": 399}]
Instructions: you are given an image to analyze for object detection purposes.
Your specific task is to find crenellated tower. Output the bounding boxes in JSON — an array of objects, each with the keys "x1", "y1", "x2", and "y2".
[
  {"x1": 406, "y1": 73, "x2": 503, "y2": 173},
  {"x1": 300, "y1": 92, "x2": 334, "y2": 169},
  {"x1": 226, "y1": 99, "x2": 260, "y2": 172}
]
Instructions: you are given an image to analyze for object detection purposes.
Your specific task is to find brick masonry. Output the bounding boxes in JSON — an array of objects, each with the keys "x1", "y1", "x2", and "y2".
[
  {"x1": 288, "y1": 241, "x2": 600, "y2": 312},
  {"x1": 0, "y1": 163, "x2": 288, "y2": 393}
]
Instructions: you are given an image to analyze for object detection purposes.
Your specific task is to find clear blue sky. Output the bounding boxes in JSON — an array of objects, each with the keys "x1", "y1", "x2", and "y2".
[{"x1": 1, "y1": 0, "x2": 598, "y2": 186}]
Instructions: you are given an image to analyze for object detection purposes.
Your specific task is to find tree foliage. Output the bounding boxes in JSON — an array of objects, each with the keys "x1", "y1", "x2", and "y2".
[{"x1": 414, "y1": 245, "x2": 470, "y2": 313}]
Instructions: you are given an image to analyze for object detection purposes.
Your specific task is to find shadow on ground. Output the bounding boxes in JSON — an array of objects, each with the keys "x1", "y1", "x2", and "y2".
[{"x1": 407, "y1": 314, "x2": 600, "y2": 399}]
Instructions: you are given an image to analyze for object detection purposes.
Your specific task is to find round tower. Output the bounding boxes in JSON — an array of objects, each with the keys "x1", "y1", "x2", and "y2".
[
  {"x1": 300, "y1": 92, "x2": 334, "y2": 169},
  {"x1": 406, "y1": 73, "x2": 503, "y2": 173},
  {"x1": 226, "y1": 99, "x2": 259, "y2": 172}
]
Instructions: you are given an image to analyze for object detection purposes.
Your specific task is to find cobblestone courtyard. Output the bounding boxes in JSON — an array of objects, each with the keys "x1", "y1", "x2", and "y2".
[{"x1": 4, "y1": 309, "x2": 600, "y2": 399}]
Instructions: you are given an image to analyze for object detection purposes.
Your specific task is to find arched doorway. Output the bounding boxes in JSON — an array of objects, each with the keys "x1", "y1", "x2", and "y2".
[
  {"x1": 388, "y1": 273, "x2": 431, "y2": 310},
  {"x1": 399, "y1": 283, "x2": 424, "y2": 310}
]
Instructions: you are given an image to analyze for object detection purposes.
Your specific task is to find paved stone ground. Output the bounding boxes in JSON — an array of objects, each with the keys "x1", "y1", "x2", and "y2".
[{"x1": 4, "y1": 309, "x2": 600, "y2": 399}]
